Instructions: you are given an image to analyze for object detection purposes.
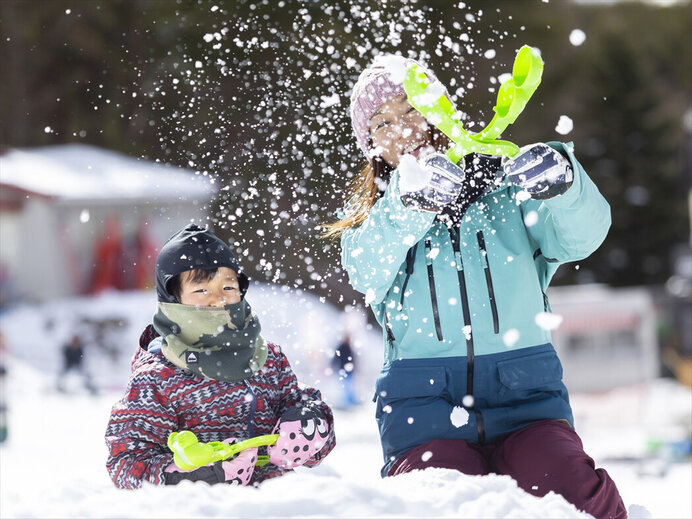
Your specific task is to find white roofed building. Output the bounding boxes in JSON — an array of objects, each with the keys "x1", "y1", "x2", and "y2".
[
  {"x1": 0, "y1": 144, "x2": 216, "y2": 303},
  {"x1": 547, "y1": 284, "x2": 659, "y2": 392}
]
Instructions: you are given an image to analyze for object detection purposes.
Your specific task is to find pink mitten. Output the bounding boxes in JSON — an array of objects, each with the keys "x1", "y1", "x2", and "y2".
[
  {"x1": 220, "y1": 447, "x2": 258, "y2": 486},
  {"x1": 268, "y1": 406, "x2": 329, "y2": 469}
]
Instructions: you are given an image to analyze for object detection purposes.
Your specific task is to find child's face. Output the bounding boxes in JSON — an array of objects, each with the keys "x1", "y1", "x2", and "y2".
[
  {"x1": 179, "y1": 266, "x2": 242, "y2": 307},
  {"x1": 368, "y1": 94, "x2": 432, "y2": 168}
]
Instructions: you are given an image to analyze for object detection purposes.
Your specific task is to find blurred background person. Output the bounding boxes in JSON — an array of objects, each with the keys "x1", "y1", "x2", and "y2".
[
  {"x1": 0, "y1": 330, "x2": 8, "y2": 443},
  {"x1": 57, "y1": 333, "x2": 97, "y2": 395},
  {"x1": 332, "y1": 333, "x2": 358, "y2": 409}
]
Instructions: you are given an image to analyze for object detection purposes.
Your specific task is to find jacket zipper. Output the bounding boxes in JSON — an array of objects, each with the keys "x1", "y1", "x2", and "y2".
[
  {"x1": 244, "y1": 380, "x2": 257, "y2": 437},
  {"x1": 542, "y1": 292, "x2": 551, "y2": 312},
  {"x1": 383, "y1": 308, "x2": 396, "y2": 348},
  {"x1": 447, "y1": 228, "x2": 478, "y2": 430},
  {"x1": 534, "y1": 248, "x2": 553, "y2": 313},
  {"x1": 399, "y1": 244, "x2": 418, "y2": 308},
  {"x1": 476, "y1": 230, "x2": 500, "y2": 334},
  {"x1": 424, "y1": 238, "x2": 443, "y2": 341},
  {"x1": 385, "y1": 243, "x2": 419, "y2": 356}
]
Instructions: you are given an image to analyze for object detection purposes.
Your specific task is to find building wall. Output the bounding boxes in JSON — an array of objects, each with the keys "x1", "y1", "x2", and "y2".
[
  {"x1": 15, "y1": 198, "x2": 74, "y2": 301},
  {"x1": 2, "y1": 198, "x2": 208, "y2": 303},
  {"x1": 0, "y1": 209, "x2": 21, "y2": 302},
  {"x1": 549, "y1": 285, "x2": 659, "y2": 393}
]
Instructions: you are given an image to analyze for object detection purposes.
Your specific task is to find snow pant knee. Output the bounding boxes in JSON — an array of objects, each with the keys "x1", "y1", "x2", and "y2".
[
  {"x1": 492, "y1": 420, "x2": 627, "y2": 519},
  {"x1": 387, "y1": 439, "x2": 489, "y2": 477}
]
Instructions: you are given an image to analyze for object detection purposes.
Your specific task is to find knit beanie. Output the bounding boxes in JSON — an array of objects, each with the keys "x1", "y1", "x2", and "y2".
[{"x1": 349, "y1": 54, "x2": 453, "y2": 159}]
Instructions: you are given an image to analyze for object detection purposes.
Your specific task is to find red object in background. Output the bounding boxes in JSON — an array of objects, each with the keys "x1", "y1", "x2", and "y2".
[
  {"x1": 90, "y1": 218, "x2": 159, "y2": 293},
  {"x1": 134, "y1": 221, "x2": 158, "y2": 290},
  {"x1": 90, "y1": 216, "x2": 124, "y2": 293}
]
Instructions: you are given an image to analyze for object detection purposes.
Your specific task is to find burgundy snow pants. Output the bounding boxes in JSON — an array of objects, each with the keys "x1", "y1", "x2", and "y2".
[{"x1": 387, "y1": 420, "x2": 627, "y2": 519}]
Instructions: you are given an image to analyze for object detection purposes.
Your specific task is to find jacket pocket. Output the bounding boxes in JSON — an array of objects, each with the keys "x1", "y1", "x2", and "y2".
[
  {"x1": 496, "y1": 351, "x2": 564, "y2": 403},
  {"x1": 375, "y1": 366, "x2": 447, "y2": 401},
  {"x1": 374, "y1": 366, "x2": 454, "y2": 461}
]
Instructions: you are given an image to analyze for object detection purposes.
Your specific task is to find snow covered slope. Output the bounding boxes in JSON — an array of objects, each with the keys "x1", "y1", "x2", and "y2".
[{"x1": 0, "y1": 290, "x2": 690, "y2": 518}]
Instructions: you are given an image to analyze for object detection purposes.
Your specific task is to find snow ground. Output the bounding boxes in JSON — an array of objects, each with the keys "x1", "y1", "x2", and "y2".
[{"x1": 0, "y1": 290, "x2": 690, "y2": 518}]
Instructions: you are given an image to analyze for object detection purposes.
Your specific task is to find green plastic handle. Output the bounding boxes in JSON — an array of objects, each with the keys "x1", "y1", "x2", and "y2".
[
  {"x1": 167, "y1": 430, "x2": 279, "y2": 471},
  {"x1": 477, "y1": 45, "x2": 544, "y2": 142},
  {"x1": 403, "y1": 63, "x2": 480, "y2": 163},
  {"x1": 402, "y1": 45, "x2": 543, "y2": 161}
]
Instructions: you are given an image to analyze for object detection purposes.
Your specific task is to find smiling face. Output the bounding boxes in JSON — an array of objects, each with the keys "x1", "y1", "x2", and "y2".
[
  {"x1": 368, "y1": 94, "x2": 433, "y2": 168},
  {"x1": 178, "y1": 266, "x2": 242, "y2": 307}
]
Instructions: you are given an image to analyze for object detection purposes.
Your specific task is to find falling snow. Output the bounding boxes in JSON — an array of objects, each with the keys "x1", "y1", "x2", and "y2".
[
  {"x1": 569, "y1": 29, "x2": 586, "y2": 47},
  {"x1": 462, "y1": 325, "x2": 472, "y2": 339},
  {"x1": 534, "y1": 311, "x2": 564, "y2": 331},
  {"x1": 402, "y1": 234, "x2": 416, "y2": 246},
  {"x1": 450, "y1": 406, "x2": 470, "y2": 428},
  {"x1": 555, "y1": 115, "x2": 574, "y2": 135},
  {"x1": 399, "y1": 154, "x2": 432, "y2": 193},
  {"x1": 524, "y1": 210, "x2": 539, "y2": 226},
  {"x1": 503, "y1": 328, "x2": 520, "y2": 347},
  {"x1": 2, "y1": 3, "x2": 690, "y2": 517},
  {"x1": 515, "y1": 190, "x2": 532, "y2": 204},
  {"x1": 135, "y1": 0, "x2": 535, "y2": 300}
]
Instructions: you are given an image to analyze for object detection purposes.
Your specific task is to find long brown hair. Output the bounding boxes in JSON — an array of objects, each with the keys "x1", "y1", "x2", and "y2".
[{"x1": 322, "y1": 127, "x2": 451, "y2": 239}]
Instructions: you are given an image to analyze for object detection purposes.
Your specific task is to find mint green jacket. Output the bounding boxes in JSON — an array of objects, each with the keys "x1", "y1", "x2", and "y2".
[
  {"x1": 341, "y1": 142, "x2": 610, "y2": 364},
  {"x1": 341, "y1": 142, "x2": 610, "y2": 471}
]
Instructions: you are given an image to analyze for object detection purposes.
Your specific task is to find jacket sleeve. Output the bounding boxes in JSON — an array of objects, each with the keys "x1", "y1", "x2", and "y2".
[
  {"x1": 104, "y1": 372, "x2": 178, "y2": 489},
  {"x1": 340, "y1": 170, "x2": 436, "y2": 306},
  {"x1": 520, "y1": 141, "x2": 611, "y2": 264},
  {"x1": 273, "y1": 345, "x2": 336, "y2": 467}
]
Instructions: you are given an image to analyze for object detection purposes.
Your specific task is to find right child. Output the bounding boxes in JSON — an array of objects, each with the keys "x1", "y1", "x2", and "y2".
[{"x1": 326, "y1": 54, "x2": 626, "y2": 519}]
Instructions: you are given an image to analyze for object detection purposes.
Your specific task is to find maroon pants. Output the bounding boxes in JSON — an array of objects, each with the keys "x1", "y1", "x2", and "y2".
[{"x1": 388, "y1": 420, "x2": 626, "y2": 519}]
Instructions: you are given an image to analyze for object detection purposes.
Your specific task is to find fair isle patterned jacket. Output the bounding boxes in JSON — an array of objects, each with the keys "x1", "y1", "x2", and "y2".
[{"x1": 105, "y1": 325, "x2": 336, "y2": 489}]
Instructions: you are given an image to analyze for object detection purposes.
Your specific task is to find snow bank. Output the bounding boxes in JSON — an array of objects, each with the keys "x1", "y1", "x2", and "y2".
[
  {"x1": 0, "y1": 361, "x2": 590, "y2": 519},
  {"x1": 1, "y1": 291, "x2": 690, "y2": 518}
]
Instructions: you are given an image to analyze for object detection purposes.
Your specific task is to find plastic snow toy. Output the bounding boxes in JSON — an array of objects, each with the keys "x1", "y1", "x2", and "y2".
[
  {"x1": 167, "y1": 430, "x2": 279, "y2": 471},
  {"x1": 403, "y1": 45, "x2": 544, "y2": 163}
]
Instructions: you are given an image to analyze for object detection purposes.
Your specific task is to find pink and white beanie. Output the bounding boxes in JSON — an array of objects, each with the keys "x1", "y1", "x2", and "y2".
[{"x1": 349, "y1": 54, "x2": 452, "y2": 159}]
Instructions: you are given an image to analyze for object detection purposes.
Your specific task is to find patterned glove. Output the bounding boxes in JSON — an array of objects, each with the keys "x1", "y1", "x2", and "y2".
[
  {"x1": 164, "y1": 438, "x2": 258, "y2": 486},
  {"x1": 503, "y1": 143, "x2": 573, "y2": 199},
  {"x1": 268, "y1": 405, "x2": 329, "y2": 469},
  {"x1": 399, "y1": 153, "x2": 467, "y2": 213}
]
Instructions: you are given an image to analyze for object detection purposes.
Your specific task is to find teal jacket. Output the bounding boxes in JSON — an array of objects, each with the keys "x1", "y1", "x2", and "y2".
[{"x1": 340, "y1": 142, "x2": 611, "y2": 474}]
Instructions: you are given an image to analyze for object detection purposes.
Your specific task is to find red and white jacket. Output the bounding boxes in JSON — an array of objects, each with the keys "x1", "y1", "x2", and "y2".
[{"x1": 105, "y1": 325, "x2": 335, "y2": 489}]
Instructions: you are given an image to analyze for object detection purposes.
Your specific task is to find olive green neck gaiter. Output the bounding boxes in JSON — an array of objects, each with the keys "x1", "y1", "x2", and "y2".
[{"x1": 153, "y1": 299, "x2": 268, "y2": 383}]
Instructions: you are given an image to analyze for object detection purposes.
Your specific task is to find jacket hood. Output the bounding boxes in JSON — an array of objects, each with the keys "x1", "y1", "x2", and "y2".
[{"x1": 155, "y1": 224, "x2": 249, "y2": 303}]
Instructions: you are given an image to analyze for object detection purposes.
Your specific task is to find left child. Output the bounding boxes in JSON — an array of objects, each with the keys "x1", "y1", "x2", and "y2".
[{"x1": 105, "y1": 224, "x2": 335, "y2": 489}]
